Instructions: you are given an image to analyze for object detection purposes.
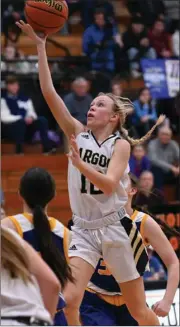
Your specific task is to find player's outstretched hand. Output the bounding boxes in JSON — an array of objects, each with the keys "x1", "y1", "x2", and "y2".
[
  {"x1": 16, "y1": 20, "x2": 47, "y2": 46},
  {"x1": 152, "y1": 299, "x2": 171, "y2": 317},
  {"x1": 67, "y1": 135, "x2": 81, "y2": 168}
]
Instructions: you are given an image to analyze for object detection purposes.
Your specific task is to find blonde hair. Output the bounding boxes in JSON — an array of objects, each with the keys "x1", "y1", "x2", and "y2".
[
  {"x1": 99, "y1": 93, "x2": 165, "y2": 146},
  {"x1": 1, "y1": 226, "x2": 32, "y2": 283}
]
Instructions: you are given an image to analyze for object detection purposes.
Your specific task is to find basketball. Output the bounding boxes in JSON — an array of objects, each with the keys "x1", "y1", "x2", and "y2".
[{"x1": 25, "y1": 0, "x2": 68, "y2": 35}]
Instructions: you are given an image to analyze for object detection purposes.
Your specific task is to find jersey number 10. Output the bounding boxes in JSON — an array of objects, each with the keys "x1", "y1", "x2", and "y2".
[{"x1": 81, "y1": 174, "x2": 103, "y2": 195}]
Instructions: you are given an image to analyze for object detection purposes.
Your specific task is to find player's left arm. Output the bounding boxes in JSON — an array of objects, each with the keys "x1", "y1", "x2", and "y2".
[
  {"x1": 68, "y1": 136, "x2": 130, "y2": 196},
  {"x1": 144, "y1": 216, "x2": 179, "y2": 317}
]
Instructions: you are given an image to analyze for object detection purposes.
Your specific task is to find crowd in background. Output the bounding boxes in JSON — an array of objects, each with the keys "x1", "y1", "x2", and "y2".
[
  {"x1": 1, "y1": 0, "x2": 180, "y2": 76},
  {"x1": 1, "y1": 73, "x2": 179, "y2": 200}
]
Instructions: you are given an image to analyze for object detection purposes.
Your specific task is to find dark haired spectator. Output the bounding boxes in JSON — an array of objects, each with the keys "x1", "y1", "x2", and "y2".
[
  {"x1": 83, "y1": 8, "x2": 123, "y2": 73},
  {"x1": 93, "y1": 0, "x2": 115, "y2": 22},
  {"x1": 67, "y1": 0, "x2": 91, "y2": 30},
  {"x1": 148, "y1": 19, "x2": 173, "y2": 58},
  {"x1": 129, "y1": 145, "x2": 151, "y2": 178},
  {"x1": 64, "y1": 77, "x2": 92, "y2": 125},
  {"x1": 67, "y1": 0, "x2": 115, "y2": 30},
  {"x1": 2, "y1": 3, "x2": 23, "y2": 48},
  {"x1": 111, "y1": 80, "x2": 123, "y2": 97},
  {"x1": 132, "y1": 88, "x2": 157, "y2": 137},
  {"x1": 123, "y1": 17, "x2": 156, "y2": 78},
  {"x1": 134, "y1": 171, "x2": 166, "y2": 211},
  {"x1": 1, "y1": 75, "x2": 53, "y2": 154},
  {"x1": 148, "y1": 127, "x2": 179, "y2": 191},
  {"x1": 127, "y1": 0, "x2": 165, "y2": 27}
]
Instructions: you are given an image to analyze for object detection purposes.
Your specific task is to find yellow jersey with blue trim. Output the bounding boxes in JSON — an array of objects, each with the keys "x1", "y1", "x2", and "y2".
[
  {"x1": 7, "y1": 213, "x2": 69, "y2": 312},
  {"x1": 86, "y1": 210, "x2": 150, "y2": 305},
  {"x1": 68, "y1": 131, "x2": 130, "y2": 220},
  {"x1": 8, "y1": 213, "x2": 69, "y2": 262}
]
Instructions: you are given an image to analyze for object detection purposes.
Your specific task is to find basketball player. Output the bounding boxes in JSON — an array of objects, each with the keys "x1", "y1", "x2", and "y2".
[
  {"x1": 80, "y1": 174, "x2": 180, "y2": 326},
  {"x1": 16, "y1": 21, "x2": 165, "y2": 326},
  {"x1": 1, "y1": 226, "x2": 60, "y2": 326},
  {"x1": 2, "y1": 167, "x2": 73, "y2": 326}
]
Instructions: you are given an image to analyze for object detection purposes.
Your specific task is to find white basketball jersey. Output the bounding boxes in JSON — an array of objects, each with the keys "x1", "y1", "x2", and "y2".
[{"x1": 68, "y1": 131, "x2": 129, "y2": 221}]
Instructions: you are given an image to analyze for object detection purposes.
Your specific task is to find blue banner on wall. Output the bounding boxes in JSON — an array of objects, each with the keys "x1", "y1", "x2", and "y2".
[{"x1": 141, "y1": 59, "x2": 180, "y2": 99}]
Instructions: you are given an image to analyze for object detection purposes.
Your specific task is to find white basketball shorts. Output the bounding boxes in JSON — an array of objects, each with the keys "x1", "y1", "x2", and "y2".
[{"x1": 69, "y1": 208, "x2": 149, "y2": 283}]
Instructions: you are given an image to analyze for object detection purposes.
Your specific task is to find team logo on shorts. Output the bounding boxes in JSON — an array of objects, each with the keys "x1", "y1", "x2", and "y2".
[{"x1": 69, "y1": 245, "x2": 77, "y2": 250}]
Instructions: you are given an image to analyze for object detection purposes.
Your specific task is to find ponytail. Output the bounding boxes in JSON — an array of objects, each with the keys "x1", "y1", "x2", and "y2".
[
  {"x1": 135, "y1": 206, "x2": 180, "y2": 238},
  {"x1": 120, "y1": 115, "x2": 165, "y2": 146},
  {"x1": 102, "y1": 92, "x2": 166, "y2": 146},
  {"x1": 33, "y1": 205, "x2": 74, "y2": 289},
  {"x1": 148, "y1": 211, "x2": 180, "y2": 238}
]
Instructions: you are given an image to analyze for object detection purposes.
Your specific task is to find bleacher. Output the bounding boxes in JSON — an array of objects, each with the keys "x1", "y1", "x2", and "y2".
[{"x1": 2, "y1": 154, "x2": 71, "y2": 225}]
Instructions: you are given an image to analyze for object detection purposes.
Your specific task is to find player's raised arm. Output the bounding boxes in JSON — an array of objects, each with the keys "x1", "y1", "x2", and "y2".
[{"x1": 16, "y1": 21, "x2": 84, "y2": 138}]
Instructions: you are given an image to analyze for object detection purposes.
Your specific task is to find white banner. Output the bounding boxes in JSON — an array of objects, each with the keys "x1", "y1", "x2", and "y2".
[
  {"x1": 165, "y1": 60, "x2": 180, "y2": 98},
  {"x1": 146, "y1": 288, "x2": 179, "y2": 326}
]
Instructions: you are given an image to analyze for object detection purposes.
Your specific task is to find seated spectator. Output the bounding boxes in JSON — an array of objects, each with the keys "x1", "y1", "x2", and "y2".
[
  {"x1": 94, "y1": 0, "x2": 115, "y2": 23},
  {"x1": 163, "y1": 0, "x2": 179, "y2": 34},
  {"x1": 2, "y1": 11, "x2": 22, "y2": 47},
  {"x1": 1, "y1": 45, "x2": 30, "y2": 74},
  {"x1": 144, "y1": 246, "x2": 167, "y2": 281},
  {"x1": 1, "y1": 75, "x2": 53, "y2": 154},
  {"x1": 64, "y1": 77, "x2": 92, "y2": 125},
  {"x1": 127, "y1": 0, "x2": 165, "y2": 27},
  {"x1": 82, "y1": 0, "x2": 116, "y2": 29},
  {"x1": 111, "y1": 79, "x2": 123, "y2": 97},
  {"x1": 148, "y1": 127, "x2": 179, "y2": 191},
  {"x1": 132, "y1": 88, "x2": 158, "y2": 137},
  {"x1": 83, "y1": 8, "x2": 123, "y2": 73},
  {"x1": 134, "y1": 171, "x2": 166, "y2": 210},
  {"x1": 123, "y1": 16, "x2": 156, "y2": 78},
  {"x1": 2, "y1": 45, "x2": 19, "y2": 73},
  {"x1": 148, "y1": 19, "x2": 173, "y2": 58},
  {"x1": 129, "y1": 145, "x2": 151, "y2": 178},
  {"x1": 172, "y1": 23, "x2": 180, "y2": 58},
  {"x1": 67, "y1": 0, "x2": 94, "y2": 30}
]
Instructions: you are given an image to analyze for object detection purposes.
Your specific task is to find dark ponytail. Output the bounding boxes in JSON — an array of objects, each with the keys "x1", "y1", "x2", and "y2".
[
  {"x1": 139, "y1": 208, "x2": 180, "y2": 238},
  {"x1": 20, "y1": 168, "x2": 74, "y2": 289}
]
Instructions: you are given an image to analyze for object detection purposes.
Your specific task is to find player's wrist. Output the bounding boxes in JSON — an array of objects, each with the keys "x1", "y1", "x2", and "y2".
[
  {"x1": 75, "y1": 158, "x2": 84, "y2": 171},
  {"x1": 163, "y1": 295, "x2": 173, "y2": 306},
  {"x1": 37, "y1": 41, "x2": 46, "y2": 50}
]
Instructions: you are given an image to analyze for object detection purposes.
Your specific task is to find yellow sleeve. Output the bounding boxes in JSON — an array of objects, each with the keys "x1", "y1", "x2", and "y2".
[
  {"x1": 49, "y1": 217, "x2": 70, "y2": 263},
  {"x1": 8, "y1": 216, "x2": 23, "y2": 238},
  {"x1": 63, "y1": 227, "x2": 70, "y2": 263}
]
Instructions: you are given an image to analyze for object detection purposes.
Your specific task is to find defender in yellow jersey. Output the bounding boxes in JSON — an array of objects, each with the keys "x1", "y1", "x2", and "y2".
[
  {"x1": 80, "y1": 174, "x2": 179, "y2": 325},
  {"x1": 2, "y1": 167, "x2": 73, "y2": 326}
]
